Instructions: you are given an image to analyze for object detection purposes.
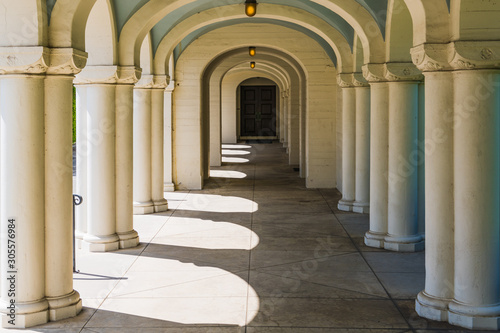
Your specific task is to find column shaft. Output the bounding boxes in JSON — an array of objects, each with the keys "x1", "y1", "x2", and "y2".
[
  {"x1": 75, "y1": 85, "x2": 88, "y2": 244},
  {"x1": 164, "y1": 86, "x2": 175, "y2": 192},
  {"x1": 353, "y1": 86, "x2": 370, "y2": 213},
  {"x1": 448, "y1": 70, "x2": 500, "y2": 330},
  {"x1": 384, "y1": 81, "x2": 424, "y2": 252},
  {"x1": 365, "y1": 82, "x2": 389, "y2": 247},
  {"x1": 133, "y1": 88, "x2": 154, "y2": 213},
  {"x1": 416, "y1": 71, "x2": 454, "y2": 320},
  {"x1": 0, "y1": 75, "x2": 48, "y2": 327},
  {"x1": 151, "y1": 88, "x2": 168, "y2": 212},
  {"x1": 83, "y1": 84, "x2": 119, "y2": 251},
  {"x1": 115, "y1": 84, "x2": 139, "y2": 248},
  {"x1": 338, "y1": 87, "x2": 356, "y2": 211},
  {"x1": 44, "y1": 75, "x2": 82, "y2": 321}
]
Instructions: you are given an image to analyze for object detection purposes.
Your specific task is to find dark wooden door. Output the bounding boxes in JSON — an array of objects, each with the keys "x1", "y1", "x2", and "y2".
[{"x1": 240, "y1": 86, "x2": 276, "y2": 137}]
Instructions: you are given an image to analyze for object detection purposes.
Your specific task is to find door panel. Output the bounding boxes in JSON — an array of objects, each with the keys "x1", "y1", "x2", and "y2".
[{"x1": 240, "y1": 86, "x2": 276, "y2": 137}]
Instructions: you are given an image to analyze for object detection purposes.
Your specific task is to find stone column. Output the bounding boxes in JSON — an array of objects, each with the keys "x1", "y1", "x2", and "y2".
[
  {"x1": 279, "y1": 91, "x2": 286, "y2": 143},
  {"x1": 363, "y1": 64, "x2": 389, "y2": 248},
  {"x1": 76, "y1": 66, "x2": 121, "y2": 252},
  {"x1": 337, "y1": 73, "x2": 356, "y2": 211},
  {"x1": 133, "y1": 76, "x2": 154, "y2": 214},
  {"x1": 163, "y1": 82, "x2": 175, "y2": 192},
  {"x1": 0, "y1": 47, "x2": 50, "y2": 328},
  {"x1": 151, "y1": 76, "x2": 168, "y2": 212},
  {"x1": 352, "y1": 74, "x2": 370, "y2": 214},
  {"x1": 115, "y1": 67, "x2": 140, "y2": 248},
  {"x1": 75, "y1": 84, "x2": 88, "y2": 247},
  {"x1": 384, "y1": 63, "x2": 424, "y2": 252},
  {"x1": 447, "y1": 43, "x2": 500, "y2": 330},
  {"x1": 44, "y1": 49, "x2": 86, "y2": 321},
  {"x1": 411, "y1": 44, "x2": 455, "y2": 320}
]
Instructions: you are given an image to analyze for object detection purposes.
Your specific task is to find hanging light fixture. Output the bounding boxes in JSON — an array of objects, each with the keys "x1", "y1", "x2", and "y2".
[
  {"x1": 249, "y1": 46, "x2": 256, "y2": 57},
  {"x1": 250, "y1": 61, "x2": 256, "y2": 69},
  {"x1": 245, "y1": 0, "x2": 257, "y2": 17}
]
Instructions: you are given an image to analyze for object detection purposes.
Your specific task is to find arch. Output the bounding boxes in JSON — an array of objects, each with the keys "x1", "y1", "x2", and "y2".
[
  {"x1": 139, "y1": 33, "x2": 153, "y2": 75},
  {"x1": 85, "y1": 0, "x2": 117, "y2": 66},
  {"x1": 173, "y1": 23, "x2": 336, "y2": 190},
  {"x1": 403, "y1": 0, "x2": 450, "y2": 45},
  {"x1": 48, "y1": 0, "x2": 97, "y2": 50},
  {"x1": 386, "y1": 0, "x2": 413, "y2": 62},
  {"x1": 450, "y1": 0, "x2": 500, "y2": 41},
  {"x1": 352, "y1": 34, "x2": 364, "y2": 72},
  {"x1": 0, "y1": 0, "x2": 47, "y2": 47},
  {"x1": 117, "y1": 0, "x2": 383, "y2": 68},
  {"x1": 152, "y1": 4, "x2": 353, "y2": 75}
]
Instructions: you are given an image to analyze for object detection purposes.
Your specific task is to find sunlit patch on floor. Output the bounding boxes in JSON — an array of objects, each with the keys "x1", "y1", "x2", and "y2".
[
  {"x1": 222, "y1": 149, "x2": 251, "y2": 156},
  {"x1": 210, "y1": 170, "x2": 247, "y2": 179},
  {"x1": 222, "y1": 156, "x2": 250, "y2": 163}
]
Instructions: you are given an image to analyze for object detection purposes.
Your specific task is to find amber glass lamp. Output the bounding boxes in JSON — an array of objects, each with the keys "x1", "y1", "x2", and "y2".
[{"x1": 245, "y1": 0, "x2": 257, "y2": 17}]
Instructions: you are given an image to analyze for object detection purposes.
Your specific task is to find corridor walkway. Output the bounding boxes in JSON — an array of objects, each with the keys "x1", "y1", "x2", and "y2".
[{"x1": 26, "y1": 143, "x2": 464, "y2": 332}]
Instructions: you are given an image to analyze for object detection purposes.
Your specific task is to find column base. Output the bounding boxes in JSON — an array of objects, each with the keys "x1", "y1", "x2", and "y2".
[
  {"x1": 1, "y1": 299, "x2": 49, "y2": 328},
  {"x1": 416, "y1": 291, "x2": 450, "y2": 322},
  {"x1": 154, "y1": 199, "x2": 168, "y2": 213},
  {"x1": 384, "y1": 234, "x2": 424, "y2": 252},
  {"x1": 448, "y1": 300, "x2": 500, "y2": 330},
  {"x1": 47, "y1": 290, "x2": 82, "y2": 322},
  {"x1": 364, "y1": 231, "x2": 386, "y2": 248},
  {"x1": 83, "y1": 233, "x2": 120, "y2": 252},
  {"x1": 338, "y1": 199, "x2": 354, "y2": 212},
  {"x1": 133, "y1": 201, "x2": 155, "y2": 215},
  {"x1": 164, "y1": 182, "x2": 175, "y2": 192},
  {"x1": 75, "y1": 231, "x2": 85, "y2": 250},
  {"x1": 117, "y1": 229, "x2": 140, "y2": 249},
  {"x1": 353, "y1": 201, "x2": 370, "y2": 214}
]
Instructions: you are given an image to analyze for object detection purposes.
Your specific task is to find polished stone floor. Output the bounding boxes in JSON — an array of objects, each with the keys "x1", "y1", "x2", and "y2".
[{"x1": 23, "y1": 142, "x2": 473, "y2": 332}]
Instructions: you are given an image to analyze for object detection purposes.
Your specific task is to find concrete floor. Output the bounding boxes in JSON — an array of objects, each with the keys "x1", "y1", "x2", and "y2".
[{"x1": 23, "y1": 142, "x2": 472, "y2": 332}]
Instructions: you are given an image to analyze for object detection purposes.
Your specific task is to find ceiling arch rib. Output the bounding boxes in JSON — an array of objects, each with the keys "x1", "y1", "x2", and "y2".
[
  {"x1": 117, "y1": 0, "x2": 384, "y2": 67},
  {"x1": 152, "y1": 4, "x2": 353, "y2": 76}
]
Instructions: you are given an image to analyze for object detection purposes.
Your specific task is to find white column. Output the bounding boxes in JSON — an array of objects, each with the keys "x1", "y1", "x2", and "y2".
[
  {"x1": 44, "y1": 71, "x2": 82, "y2": 321},
  {"x1": 151, "y1": 85, "x2": 168, "y2": 212},
  {"x1": 337, "y1": 74, "x2": 356, "y2": 211},
  {"x1": 415, "y1": 71, "x2": 455, "y2": 321},
  {"x1": 448, "y1": 69, "x2": 500, "y2": 330},
  {"x1": 363, "y1": 64, "x2": 389, "y2": 248},
  {"x1": 384, "y1": 79, "x2": 424, "y2": 252},
  {"x1": 75, "y1": 85, "x2": 88, "y2": 246},
  {"x1": 0, "y1": 75, "x2": 48, "y2": 327},
  {"x1": 279, "y1": 91, "x2": 286, "y2": 143},
  {"x1": 352, "y1": 78, "x2": 370, "y2": 214},
  {"x1": 133, "y1": 86, "x2": 154, "y2": 214},
  {"x1": 115, "y1": 80, "x2": 139, "y2": 248},
  {"x1": 163, "y1": 83, "x2": 175, "y2": 192},
  {"x1": 0, "y1": 72, "x2": 48, "y2": 326},
  {"x1": 83, "y1": 84, "x2": 119, "y2": 251}
]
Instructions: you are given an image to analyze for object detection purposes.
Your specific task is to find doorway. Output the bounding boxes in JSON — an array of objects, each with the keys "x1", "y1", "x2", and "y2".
[{"x1": 240, "y1": 86, "x2": 277, "y2": 138}]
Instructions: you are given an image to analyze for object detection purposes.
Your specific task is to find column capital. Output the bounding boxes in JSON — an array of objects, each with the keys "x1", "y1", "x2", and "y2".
[
  {"x1": 135, "y1": 74, "x2": 168, "y2": 89},
  {"x1": 46, "y1": 48, "x2": 88, "y2": 75},
  {"x1": 352, "y1": 72, "x2": 369, "y2": 87},
  {"x1": 362, "y1": 63, "x2": 387, "y2": 82},
  {"x1": 0, "y1": 46, "x2": 50, "y2": 75},
  {"x1": 411, "y1": 41, "x2": 500, "y2": 72},
  {"x1": 74, "y1": 65, "x2": 142, "y2": 85},
  {"x1": 337, "y1": 72, "x2": 355, "y2": 87},
  {"x1": 165, "y1": 80, "x2": 176, "y2": 93},
  {"x1": 450, "y1": 41, "x2": 500, "y2": 70},
  {"x1": 411, "y1": 43, "x2": 452, "y2": 72},
  {"x1": 384, "y1": 62, "x2": 423, "y2": 82}
]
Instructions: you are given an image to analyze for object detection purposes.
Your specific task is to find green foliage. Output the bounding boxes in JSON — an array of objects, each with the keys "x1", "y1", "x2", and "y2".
[{"x1": 73, "y1": 86, "x2": 76, "y2": 144}]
